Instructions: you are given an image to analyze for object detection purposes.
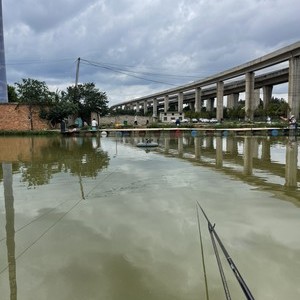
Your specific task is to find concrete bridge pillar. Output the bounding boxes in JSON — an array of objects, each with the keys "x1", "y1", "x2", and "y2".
[
  {"x1": 206, "y1": 98, "x2": 214, "y2": 112},
  {"x1": 262, "y1": 85, "x2": 273, "y2": 109},
  {"x1": 126, "y1": 104, "x2": 133, "y2": 110},
  {"x1": 227, "y1": 93, "x2": 239, "y2": 109},
  {"x1": 178, "y1": 92, "x2": 183, "y2": 113},
  {"x1": 189, "y1": 102, "x2": 195, "y2": 111},
  {"x1": 288, "y1": 56, "x2": 300, "y2": 118},
  {"x1": 143, "y1": 100, "x2": 148, "y2": 114},
  {"x1": 152, "y1": 98, "x2": 157, "y2": 118},
  {"x1": 217, "y1": 81, "x2": 224, "y2": 121},
  {"x1": 254, "y1": 88, "x2": 261, "y2": 109},
  {"x1": 195, "y1": 87, "x2": 202, "y2": 112},
  {"x1": 164, "y1": 95, "x2": 169, "y2": 113},
  {"x1": 245, "y1": 71, "x2": 255, "y2": 121},
  {"x1": 135, "y1": 102, "x2": 140, "y2": 113}
]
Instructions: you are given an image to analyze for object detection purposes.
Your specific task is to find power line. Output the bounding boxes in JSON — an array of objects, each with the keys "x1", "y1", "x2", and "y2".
[{"x1": 80, "y1": 58, "x2": 178, "y2": 86}]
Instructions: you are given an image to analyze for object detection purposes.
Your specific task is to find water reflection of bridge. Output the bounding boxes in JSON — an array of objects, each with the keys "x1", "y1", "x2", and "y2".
[{"x1": 121, "y1": 134, "x2": 299, "y2": 199}]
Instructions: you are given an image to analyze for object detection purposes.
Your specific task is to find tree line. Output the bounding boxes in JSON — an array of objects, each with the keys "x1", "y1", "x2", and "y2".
[
  {"x1": 7, "y1": 78, "x2": 109, "y2": 127},
  {"x1": 184, "y1": 97, "x2": 290, "y2": 121}
]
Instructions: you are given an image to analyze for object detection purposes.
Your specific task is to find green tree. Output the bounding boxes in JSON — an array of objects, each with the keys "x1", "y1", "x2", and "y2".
[
  {"x1": 7, "y1": 84, "x2": 18, "y2": 102},
  {"x1": 40, "y1": 90, "x2": 78, "y2": 127},
  {"x1": 15, "y1": 78, "x2": 53, "y2": 130},
  {"x1": 66, "y1": 82, "x2": 109, "y2": 123}
]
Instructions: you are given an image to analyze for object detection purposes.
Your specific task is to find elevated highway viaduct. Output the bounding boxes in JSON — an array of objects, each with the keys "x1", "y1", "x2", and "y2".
[{"x1": 110, "y1": 41, "x2": 300, "y2": 121}]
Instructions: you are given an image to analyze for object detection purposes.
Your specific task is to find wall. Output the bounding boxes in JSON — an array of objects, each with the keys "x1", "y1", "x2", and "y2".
[
  {"x1": 99, "y1": 115, "x2": 152, "y2": 126},
  {"x1": 0, "y1": 103, "x2": 49, "y2": 131}
]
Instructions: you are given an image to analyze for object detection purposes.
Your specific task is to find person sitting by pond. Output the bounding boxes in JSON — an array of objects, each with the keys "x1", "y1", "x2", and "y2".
[{"x1": 91, "y1": 118, "x2": 98, "y2": 131}]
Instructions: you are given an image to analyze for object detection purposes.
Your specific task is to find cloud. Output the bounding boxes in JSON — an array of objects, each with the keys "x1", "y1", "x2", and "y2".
[{"x1": 2, "y1": 0, "x2": 300, "y2": 105}]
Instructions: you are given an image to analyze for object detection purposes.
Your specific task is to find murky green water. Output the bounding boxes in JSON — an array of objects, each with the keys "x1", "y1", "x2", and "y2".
[{"x1": 0, "y1": 133, "x2": 299, "y2": 300}]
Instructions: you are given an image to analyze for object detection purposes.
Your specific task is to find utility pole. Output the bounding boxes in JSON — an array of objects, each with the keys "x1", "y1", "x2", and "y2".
[
  {"x1": 0, "y1": 0, "x2": 8, "y2": 103},
  {"x1": 75, "y1": 57, "x2": 80, "y2": 88}
]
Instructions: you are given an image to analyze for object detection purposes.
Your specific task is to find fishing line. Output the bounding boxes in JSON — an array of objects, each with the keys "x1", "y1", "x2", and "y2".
[
  {"x1": 0, "y1": 198, "x2": 75, "y2": 243},
  {"x1": 0, "y1": 198, "x2": 83, "y2": 275},
  {"x1": 196, "y1": 204, "x2": 210, "y2": 300},
  {"x1": 84, "y1": 168, "x2": 120, "y2": 198},
  {"x1": 196, "y1": 201, "x2": 255, "y2": 300}
]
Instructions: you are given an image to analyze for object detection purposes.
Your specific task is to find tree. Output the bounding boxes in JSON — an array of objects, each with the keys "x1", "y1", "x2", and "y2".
[
  {"x1": 15, "y1": 78, "x2": 53, "y2": 129},
  {"x1": 7, "y1": 85, "x2": 18, "y2": 102},
  {"x1": 39, "y1": 90, "x2": 78, "y2": 127},
  {"x1": 65, "y1": 82, "x2": 109, "y2": 123}
]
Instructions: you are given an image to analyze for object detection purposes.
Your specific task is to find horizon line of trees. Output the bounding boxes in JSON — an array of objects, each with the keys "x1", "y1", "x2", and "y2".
[{"x1": 7, "y1": 78, "x2": 110, "y2": 129}]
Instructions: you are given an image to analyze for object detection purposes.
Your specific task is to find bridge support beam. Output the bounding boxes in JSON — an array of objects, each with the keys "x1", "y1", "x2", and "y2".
[
  {"x1": 245, "y1": 72, "x2": 255, "y2": 121},
  {"x1": 227, "y1": 93, "x2": 239, "y2": 109},
  {"x1": 206, "y1": 98, "x2": 214, "y2": 112},
  {"x1": 263, "y1": 85, "x2": 273, "y2": 109},
  {"x1": 288, "y1": 56, "x2": 300, "y2": 118},
  {"x1": 143, "y1": 100, "x2": 148, "y2": 114},
  {"x1": 195, "y1": 87, "x2": 202, "y2": 113},
  {"x1": 152, "y1": 98, "x2": 158, "y2": 120},
  {"x1": 254, "y1": 88, "x2": 261, "y2": 108},
  {"x1": 217, "y1": 81, "x2": 224, "y2": 121},
  {"x1": 164, "y1": 95, "x2": 169, "y2": 113},
  {"x1": 178, "y1": 92, "x2": 183, "y2": 113},
  {"x1": 135, "y1": 102, "x2": 140, "y2": 113}
]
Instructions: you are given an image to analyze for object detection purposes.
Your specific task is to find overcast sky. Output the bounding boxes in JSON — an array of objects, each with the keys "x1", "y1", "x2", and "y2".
[{"x1": 3, "y1": 0, "x2": 300, "y2": 106}]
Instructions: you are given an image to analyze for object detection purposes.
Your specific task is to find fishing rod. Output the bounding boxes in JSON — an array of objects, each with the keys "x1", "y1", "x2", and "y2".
[{"x1": 196, "y1": 201, "x2": 255, "y2": 300}]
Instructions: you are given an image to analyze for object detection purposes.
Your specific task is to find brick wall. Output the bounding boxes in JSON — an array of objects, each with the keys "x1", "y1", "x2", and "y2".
[{"x1": 0, "y1": 103, "x2": 50, "y2": 131}]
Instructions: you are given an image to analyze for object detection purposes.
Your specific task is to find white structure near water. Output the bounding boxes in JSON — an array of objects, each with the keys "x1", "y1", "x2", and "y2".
[{"x1": 160, "y1": 112, "x2": 185, "y2": 123}]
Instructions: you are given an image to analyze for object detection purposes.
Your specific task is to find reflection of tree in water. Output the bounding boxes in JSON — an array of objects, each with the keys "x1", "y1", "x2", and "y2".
[{"x1": 20, "y1": 137, "x2": 109, "y2": 187}]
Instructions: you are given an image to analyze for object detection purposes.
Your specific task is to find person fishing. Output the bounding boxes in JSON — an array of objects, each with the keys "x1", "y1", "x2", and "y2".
[{"x1": 280, "y1": 115, "x2": 297, "y2": 129}]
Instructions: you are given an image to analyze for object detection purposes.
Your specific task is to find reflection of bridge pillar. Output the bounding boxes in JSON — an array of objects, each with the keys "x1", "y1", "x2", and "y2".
[
  {"x1": 195, "y1": 87, "x2": 202, "y2": 113},
  {"x1": 205, "y1": 136, "x2": 214, "y2": 149},
  {"x1": 252, "y1": 138, "x2": 259, "y2": 158},
  {"x1": 215, "y1": 136, "x2": 223, "y2": 168},
  {"x1": 288, "y1": 56, "x2": 300, "y2": 118},
  {"x1": 206, "y1": 98, "x2": 214, "y2": 112},
  {"x1": 164, "y1": 137, "x2": 170, "y2": 154},
  {"x1": 194, "y1": 137, "x2": 202, "y2": 160},
  {"x1": 164, "y1": 95, "x2": 169, "y2": 113},
  {"x1": 261, "y1": 139, "x2": 271, "y2": 162},
  {"x1": 227, "y1": 93, "x2": 239, "y2": 109},
  {"x1": 243, "y1": 136, "x2": 253, "y2": 175},
  {"x1": 143, "y1": 100, "x2": 148, "y2": 114},
  {"x1": 217, "y1": 81, "x2": 224, "y2": 121},
  {"x1": 285, "y1": 139, "x2": 298, "y2": 187},
  {"x1": 178, "y1": 137, "x2": 183, "y2": 157},
  {"x1": 245, "y1": 72, "x2": 255, "y2": 121},
  {"x1": 178, "y1": 92, "x2": 183, "y2": 113},
  {"x1": 263, "y1": 85, "x2": 273, "y2": 109},
  {"x1": 226, "y1": 138, "x2": 238, "y2": 155}
]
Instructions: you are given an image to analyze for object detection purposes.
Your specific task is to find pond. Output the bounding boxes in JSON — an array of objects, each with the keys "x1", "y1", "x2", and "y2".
[{"x1": 0, "y1": 133, "x2": 299, "y2": 300}]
